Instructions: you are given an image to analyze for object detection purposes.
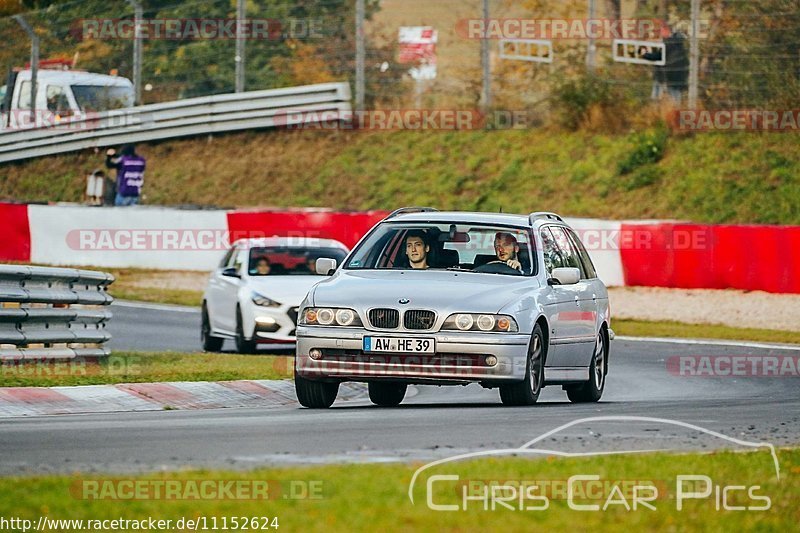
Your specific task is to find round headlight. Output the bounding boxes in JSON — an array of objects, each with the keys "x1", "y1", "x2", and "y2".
[
  {"x1": 477, "y1": 314, "x2": 495, "y2": 331},
  {"x1": 317, "y1": 308, "x2": 335, "y2": 325},
  {"x1": 304, "y1": 309, "x2": 318, "y2": 323},
  {"x1": 335, "y1": 308, "x2": 355, "y2": 326},
  {"x1": 455, "y1": 314, "x2": 474, "y2": 331}
]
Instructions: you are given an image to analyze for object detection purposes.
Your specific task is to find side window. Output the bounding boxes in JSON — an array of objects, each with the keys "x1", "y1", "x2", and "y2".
[
  {"x1": 550, "y1": 226, "x2": 587, "y2": 278},
  {"x1": 567, "y1": 229, "x2": 597, "y2": 279},
  {"x1": 540, "y1": 228, "x2": 565, "y2": 276},
  {"x1": 17, "y1": 81, "x2": 32, "y2": 110},
  {"x1": 46, "y1": 86, "x2": 72, "y2": 116},
  {"x1": 233, "y1": 247, "x2": 246, "y2": 273}
]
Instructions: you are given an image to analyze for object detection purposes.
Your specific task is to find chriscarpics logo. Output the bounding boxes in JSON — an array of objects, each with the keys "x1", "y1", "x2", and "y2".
[{"x1": 408, "y1": 416, "x2": 779, "y2": 513}]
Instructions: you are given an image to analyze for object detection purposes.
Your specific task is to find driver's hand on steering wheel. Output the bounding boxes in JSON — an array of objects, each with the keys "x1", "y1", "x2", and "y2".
[{"x1": 506, "y1": 259, "x2": 522, "y2": 271}]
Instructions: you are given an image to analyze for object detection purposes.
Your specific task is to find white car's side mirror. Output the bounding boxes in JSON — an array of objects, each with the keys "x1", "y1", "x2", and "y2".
[
  {"x1": 316, "y1": 258, "x2": 338, "y2": 276},
  {"x1": 549, "y1": 267, "x2": 580, "y2": 285}
]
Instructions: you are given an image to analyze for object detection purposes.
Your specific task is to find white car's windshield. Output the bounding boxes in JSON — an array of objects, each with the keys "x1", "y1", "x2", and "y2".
[
  {"x1": 248, "y1": 246, "x2": 347, "y2": 276},
  {"x1": 345, "y1": 223, "x2": 535, "y2": 276}
]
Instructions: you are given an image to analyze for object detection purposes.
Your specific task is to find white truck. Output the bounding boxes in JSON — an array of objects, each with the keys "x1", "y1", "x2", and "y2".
[{"x1": 0, "y1": 67, "x2": 134, "y2": 130}]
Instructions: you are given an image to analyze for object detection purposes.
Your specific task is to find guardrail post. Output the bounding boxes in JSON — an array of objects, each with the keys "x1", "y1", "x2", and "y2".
[{"x1": 12, "y1": 15, "x2": 39, "y2": 119}]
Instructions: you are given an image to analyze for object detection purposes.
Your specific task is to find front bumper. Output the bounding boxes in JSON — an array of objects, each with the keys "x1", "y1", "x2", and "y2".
[{"x1": 295, "y1": 326, "x2": 530, "y2": 384}]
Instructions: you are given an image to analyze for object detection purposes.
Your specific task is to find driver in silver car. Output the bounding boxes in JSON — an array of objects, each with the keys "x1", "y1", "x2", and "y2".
[{"x1": 494, "y1": 232, "x2": 522, "y2": 271}]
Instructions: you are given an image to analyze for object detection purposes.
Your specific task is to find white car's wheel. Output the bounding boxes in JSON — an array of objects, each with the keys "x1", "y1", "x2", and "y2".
[
  {"x1": 499, "y1": 323, "x2": 545, "y2": 406},
  {"x1": 235, "y1": 307, "x2": 257, "y2": 354},
  {"x1": 201, "y1": 303, "x2": 224, "y2": 352},
  {"x1": 566, "y1": 329, "x2": 607, "y2": 403}
]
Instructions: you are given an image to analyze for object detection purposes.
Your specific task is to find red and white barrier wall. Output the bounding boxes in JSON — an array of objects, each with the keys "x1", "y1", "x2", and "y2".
[{"x1": 1, "y1": 202, "x2": 798, "y2": 294}]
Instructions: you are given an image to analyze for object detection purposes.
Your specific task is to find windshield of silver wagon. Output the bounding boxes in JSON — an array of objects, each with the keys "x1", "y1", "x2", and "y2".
[{"x1": 344, "y1": 223, "x2": 536, "y2": 276}]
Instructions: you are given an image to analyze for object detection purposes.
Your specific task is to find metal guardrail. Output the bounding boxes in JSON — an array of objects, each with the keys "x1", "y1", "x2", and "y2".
[
  {"x1": 0, "y1": 82, "x2": 352, "y2": 163},
  {"x1": 0, "y1": 265, "x2": 114, "y2": 361}
]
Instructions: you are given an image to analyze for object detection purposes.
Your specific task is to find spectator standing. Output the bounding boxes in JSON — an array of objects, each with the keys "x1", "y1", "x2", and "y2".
[{"x1": 106, "y1": 144, "x2": 146, "y2": 206}]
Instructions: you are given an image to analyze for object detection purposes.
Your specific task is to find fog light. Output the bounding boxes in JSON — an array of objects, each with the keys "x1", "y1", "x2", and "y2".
[
  {"x1": 485, "y1": 355, "x2": 498, "y2": 367},
  {"x1": 255, "y1": 316, "x2": 277, "y2": 325},
  {"x1": 309, "y1": 349, "x2": 323, "y2": 360}
]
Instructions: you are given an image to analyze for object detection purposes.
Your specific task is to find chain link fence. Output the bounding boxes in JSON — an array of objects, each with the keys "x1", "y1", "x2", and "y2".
[{"x1": 1, "y1": 0, "x2": 798, "y2": 128}]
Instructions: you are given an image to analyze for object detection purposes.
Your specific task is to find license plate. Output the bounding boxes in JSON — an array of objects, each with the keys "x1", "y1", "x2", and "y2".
[{"x1": 363, "y1": 337, "x2": 435, "y2": 353}]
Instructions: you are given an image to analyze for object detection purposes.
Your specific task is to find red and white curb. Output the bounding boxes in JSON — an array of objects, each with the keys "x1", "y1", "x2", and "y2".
[{"x1": 0, "y1": 380, "x2": 366, "y2": 418}]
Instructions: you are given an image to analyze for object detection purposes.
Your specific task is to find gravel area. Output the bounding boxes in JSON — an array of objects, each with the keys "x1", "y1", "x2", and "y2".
[{"x1": 609, "y1": 286, "x2": 800, "y2": 332}]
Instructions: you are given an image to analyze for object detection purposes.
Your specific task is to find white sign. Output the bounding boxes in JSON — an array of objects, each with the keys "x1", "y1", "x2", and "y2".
[{"x1": 399, "y1": 26, "x2": 438, "y2": 80}]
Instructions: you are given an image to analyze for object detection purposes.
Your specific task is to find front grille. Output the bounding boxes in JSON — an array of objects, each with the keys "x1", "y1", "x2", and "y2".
[
  {"x1": 403, "y1": 310, "x2": 436, "y2": 330},
  {"x1": 369, "y1": 308, "x2": 400, "y2": 329},
  {"x1": 287, "y1": 307, "x2": 299, "y2": 325}
]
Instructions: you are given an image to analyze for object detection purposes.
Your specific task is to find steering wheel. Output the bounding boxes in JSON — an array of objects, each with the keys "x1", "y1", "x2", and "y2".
[{"x1": 474, "y1": 261, "x2": 523, "y2": 275}]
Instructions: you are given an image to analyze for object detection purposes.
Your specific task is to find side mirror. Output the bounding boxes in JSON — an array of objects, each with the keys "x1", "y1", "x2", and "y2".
[
  {"x1": 315, "y1": 258, "x2": 338, "y2": 276},
  {"x1": 548, "y1": 267, "x2": 580, "y2": 286},
  {"x1": 221, "y1": 267, "x2": 241, "y2": 279}
]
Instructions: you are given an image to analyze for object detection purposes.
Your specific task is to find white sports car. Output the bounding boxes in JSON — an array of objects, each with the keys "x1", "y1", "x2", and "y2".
[{"x1": 202, "y1": 237, "x2": 349, "y2": 352}]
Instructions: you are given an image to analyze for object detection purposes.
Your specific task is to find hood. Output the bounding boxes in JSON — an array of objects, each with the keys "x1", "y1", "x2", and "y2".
[
  {"x1": 247, "y1": 275, "x2": 323, "y2": 305},
  {"x1": 312, "y1": 270, "x2": 538, "y2": 314}
]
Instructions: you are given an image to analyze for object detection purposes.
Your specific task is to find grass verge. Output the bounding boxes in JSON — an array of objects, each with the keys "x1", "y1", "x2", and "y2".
[
  {"x1": 0, "y1": 351, "x2": 293, "y2": 387},
  {"x1": 614, "y1": 319, "x2": 800, "y2": 345},
  {"x1": 0, "y1": 448, "x2": 797, "y2": 531}
]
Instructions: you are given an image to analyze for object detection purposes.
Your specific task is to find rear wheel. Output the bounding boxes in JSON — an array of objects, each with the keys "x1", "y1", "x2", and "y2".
[
  {"x1": 235, "y1": 307, "x2": 257, "y2": 354},
  {"x1": 368, "y1": 382, "x2": 408, "y2": 407},
  {"x1": 500, "y1": 323, "x2": 545, "y2": 406},
  {"x1": 201, "y1": 304, "x2": 224, "y2": 352},
  {"x1": 295, "y1": 374, "x2": 339, "y2": 408},
  {"x1": 566, "y1": 329, "x2": 607, "y2": 403}
]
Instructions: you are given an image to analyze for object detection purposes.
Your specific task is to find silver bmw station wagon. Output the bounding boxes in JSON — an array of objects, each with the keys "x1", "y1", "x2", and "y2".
[{"x1": 295, "y1": 208, "x2": 613, "y2": 408}]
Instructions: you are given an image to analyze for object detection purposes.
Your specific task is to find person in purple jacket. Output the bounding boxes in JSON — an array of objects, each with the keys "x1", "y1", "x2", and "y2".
[{"x1": 106, "y1": 144, "x2": 146, "y2": 206}]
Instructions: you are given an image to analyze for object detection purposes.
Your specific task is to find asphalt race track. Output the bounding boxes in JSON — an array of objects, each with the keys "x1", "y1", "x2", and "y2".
[{"x1": 1, "y1": 303, "x2": 798, "y2": 475}]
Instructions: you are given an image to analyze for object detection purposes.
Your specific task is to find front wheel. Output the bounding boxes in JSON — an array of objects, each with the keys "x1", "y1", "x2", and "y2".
[
  {"x1": 368, "y1": 382, "x2": 407, "y2": 406},
  {"x1": 295, "y1": 374, "x2": 339, "y2": 408},
  {"x1": 500, "y1": 324, "x2": 545, "y2": 406},
  {"x1": 566, "y1": 329, "x2": 607, "y2": 403},
  {"x1": 235, "y1": 307, "x2": 257, "y2": 354},
  {"x1": 201, "y1": 304, "x2": 224, "y2": 352}
]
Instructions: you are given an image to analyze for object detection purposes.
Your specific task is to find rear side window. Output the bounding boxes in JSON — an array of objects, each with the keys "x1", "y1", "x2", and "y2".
[
  {"x1": 567, "y1": 229, "x2": 598, "y2": 279},
  {"x1": 17, "y1": 81, "x2": 32, "y2": 109},
  {"x1": 549, "y1": 226, "x2": 587, "y2": 278}
]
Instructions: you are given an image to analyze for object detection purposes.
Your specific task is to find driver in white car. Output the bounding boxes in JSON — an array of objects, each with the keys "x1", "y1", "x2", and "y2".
[{"x1": 494, "y1": 232, "x2": 522, "y2": 271}]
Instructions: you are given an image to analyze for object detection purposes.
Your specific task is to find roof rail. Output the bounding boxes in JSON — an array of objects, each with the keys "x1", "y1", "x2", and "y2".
[
  {"x1": 529, "y1": 212, "x2": 564, "y2": 224},
  {"x1": 385, "y1": 206, "x2": 439, "y2": 219}
]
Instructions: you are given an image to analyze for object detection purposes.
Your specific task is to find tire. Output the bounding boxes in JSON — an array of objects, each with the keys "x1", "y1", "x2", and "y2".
[
  {"x1": 235, "y1": 307, "x2": 257, "y2": 354},
  {"x1": 368, "y1": 382, "x2": 408, "y2": 407},
  {"x1": 499, "y1": 323, "x2": 545, "y2": 406},
  {"x1": 295, "y1": 374, "x2": 339, "y2": 408},
  {"x1": 201, "y1": 303, "x2": 224, "y2": 352},
  {"x1": 566, "y1": 329, "x2": 607, "y2": 403}
]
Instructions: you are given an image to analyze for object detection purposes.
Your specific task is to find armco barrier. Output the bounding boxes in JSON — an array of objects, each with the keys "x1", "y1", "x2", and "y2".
[
  {"x1": 0, "y1": 265, "x2": 114, "y2": 361},
  {"x1": 0, "y1": 82, "x2": 351, "y2": 163},
  {"x1": 619, "y1": 223, "x2": 800, "y2": 294}
]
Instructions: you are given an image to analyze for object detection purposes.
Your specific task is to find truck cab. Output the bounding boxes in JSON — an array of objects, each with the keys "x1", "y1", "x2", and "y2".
[{"x1": 1, "y1": 68, "x2": 134, "y2": 129}]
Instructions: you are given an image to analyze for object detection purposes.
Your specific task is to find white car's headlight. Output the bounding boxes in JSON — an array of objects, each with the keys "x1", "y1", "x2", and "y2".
[
  {"x1": 443, "y1": 313, "x2": 518, "y2": 333},
  {"x1": 300, "y1": 307, "x2": 363, "y2": 327},
  {"x1": 251, "y1": 292, "x2": 281, "y2": 308}
]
